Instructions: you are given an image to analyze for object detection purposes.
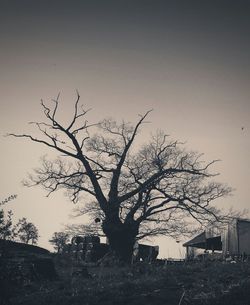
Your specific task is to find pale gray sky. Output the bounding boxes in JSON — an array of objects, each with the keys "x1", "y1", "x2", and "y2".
[{"x1": 0, "y1": 0, "x2": 249, "y2": 258}]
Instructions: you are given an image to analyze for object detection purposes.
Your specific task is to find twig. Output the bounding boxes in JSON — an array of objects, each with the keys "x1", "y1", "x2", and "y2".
[{"x1": 178, "y1": 290, "x2": 186, "y2": 305}]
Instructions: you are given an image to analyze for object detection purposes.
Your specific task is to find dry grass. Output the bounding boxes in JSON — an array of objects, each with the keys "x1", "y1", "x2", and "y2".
[{"x1": 2, "y1": 257, "x2": 250, "y2": 305}]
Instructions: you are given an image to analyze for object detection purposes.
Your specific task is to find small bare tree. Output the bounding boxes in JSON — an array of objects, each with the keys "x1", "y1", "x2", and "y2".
[
  {"x1": 49, "y1": 231, "x2": 69, "y2": 253},
  {"x1": 9, "y1": 93, "x2": 231, "y2": 262},
  {"x1": 0, "y1": 210, "x2": 14, "y2": 240},
  {"x1": 15, "y1": 218, "x2": 39, "y2": 245}
]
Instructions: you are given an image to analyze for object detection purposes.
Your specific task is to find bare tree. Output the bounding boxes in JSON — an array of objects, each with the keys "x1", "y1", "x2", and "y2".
[
  {"x1": 0, "y1": 210, "x2": 14, "y2": 240},
  {"x1": 15, "y1": 218, "x2": 39, "y2": 245},
  {"x1": 49, "y1": 231, "x2": 69, "y2": 253},
  {"x1": 0, "y1": 195, "x2": 18, "y2": 240},
  {"x1": 9, "y1": 93, "x2": 232, "y2": 262}
]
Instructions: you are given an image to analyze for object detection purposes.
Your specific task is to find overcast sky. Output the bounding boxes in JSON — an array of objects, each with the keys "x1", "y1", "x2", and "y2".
[{"x1": 0, "y1": 0, "x2": 249, "y2": 258}]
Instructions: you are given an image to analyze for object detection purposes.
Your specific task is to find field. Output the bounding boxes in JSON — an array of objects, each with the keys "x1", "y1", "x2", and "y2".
[{"x1": 2, "y1": 257, "x2": 250, "y2": 305}]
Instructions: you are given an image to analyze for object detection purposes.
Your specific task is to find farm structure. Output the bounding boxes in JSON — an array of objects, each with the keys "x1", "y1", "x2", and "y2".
[
  {"x1": 62, "y1": 235, "x2": 159, "y2": 263},
  {"x1": 183, "y1": 218, "x2": 250, "y2": 259}
]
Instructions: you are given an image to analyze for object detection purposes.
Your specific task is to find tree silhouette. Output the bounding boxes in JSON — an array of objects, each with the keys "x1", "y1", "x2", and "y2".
[
  {"x1": 9, "y1": 93, "x2": 231, "y2": 262},
  {"x1": 49, "y1": 231, "x2": 69, "y2": 253},
  {"x1": 15, "y1": 218, "x2": 39, "y2": 245},
  {"x1": 0, "y1": 210, "x2": 14, "y2": 240}
]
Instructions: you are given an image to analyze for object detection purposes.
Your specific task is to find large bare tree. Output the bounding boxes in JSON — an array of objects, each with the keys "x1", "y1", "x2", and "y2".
[{"x1": 9, "y1": 93, "x2": 231, "y2": 262}]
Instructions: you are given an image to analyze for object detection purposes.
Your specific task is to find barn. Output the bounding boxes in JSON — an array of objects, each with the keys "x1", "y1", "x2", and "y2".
[{"x1": 183, "y1": 218, "x2": 250, "y2": 259}]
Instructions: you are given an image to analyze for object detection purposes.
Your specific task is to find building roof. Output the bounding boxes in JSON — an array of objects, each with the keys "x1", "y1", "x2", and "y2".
[
  {"x1": 183, "y1": 231, "x2": 222, "y2": 250},
  {"x1": 183, "y1": 231, "x2": 206, "y2": 248}
]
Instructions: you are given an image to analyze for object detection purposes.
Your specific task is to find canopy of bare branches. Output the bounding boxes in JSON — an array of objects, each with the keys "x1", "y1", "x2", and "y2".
[{"x1": 9, "y1": 93, "x2": 232, "y2": 242}]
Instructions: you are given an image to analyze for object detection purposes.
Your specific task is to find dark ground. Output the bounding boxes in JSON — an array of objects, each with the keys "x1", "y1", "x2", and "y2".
[{"x1": 1, "y1": 256, "x2": 250, "y2": 305}]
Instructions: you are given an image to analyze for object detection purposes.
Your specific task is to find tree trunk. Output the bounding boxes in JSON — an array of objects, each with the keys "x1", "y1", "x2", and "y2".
[{"x1": 102, "y1": 216, "x2": 139, "y2": 264}]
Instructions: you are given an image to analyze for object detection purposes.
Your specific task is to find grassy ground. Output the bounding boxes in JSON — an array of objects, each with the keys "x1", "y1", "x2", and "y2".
[{"x1": 3, "y1": 257, "x2": 250, "y2": 305}]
